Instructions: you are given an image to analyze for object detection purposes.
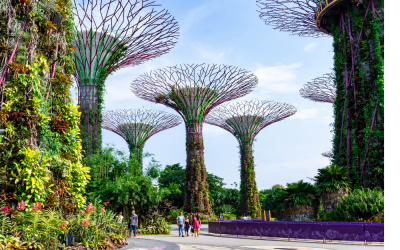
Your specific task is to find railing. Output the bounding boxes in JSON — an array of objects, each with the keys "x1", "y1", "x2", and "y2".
[{"x1": 208, "y1": 220, "x2": 384, "y2": 244}]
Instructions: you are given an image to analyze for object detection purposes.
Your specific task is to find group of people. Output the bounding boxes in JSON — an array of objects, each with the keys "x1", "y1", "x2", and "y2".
[{"x1": 176, "y1": 212, "x2": 201, "y2": 237}]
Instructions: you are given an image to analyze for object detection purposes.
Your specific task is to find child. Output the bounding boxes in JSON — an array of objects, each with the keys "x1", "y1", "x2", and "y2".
[
  {"x1": 193, "y1": 215, "x2": 200, "y2": 237},
  {"x1": 116, "y1": 212, "x2": 123, "y2": 223},
  {"x1": 184, "y1": 216, "x2": 190, "y2": 237}
]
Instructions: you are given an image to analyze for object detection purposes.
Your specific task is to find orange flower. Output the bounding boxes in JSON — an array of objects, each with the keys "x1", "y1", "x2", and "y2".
[
  {"x1": 83, "y1": 219, "x2": 89, "y2": 227},
  {"x1": 85, "y1": 204, "x2": 94, "y2": 215},
  {"x1": 101, "y1": 208, "x2": 105, "y2": 214}
]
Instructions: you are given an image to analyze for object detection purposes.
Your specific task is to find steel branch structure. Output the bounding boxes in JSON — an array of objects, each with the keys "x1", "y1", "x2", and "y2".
[
  {"x1": 131, "y1": 63, "x2": 258, "y2": 213},
  {"x1": 257, "y1": 0, "x2": 384, "y2": 189},
  {"x1": 322, "y1": 151, "x2": 333, "y2": 158},
  {"x1": 102, "y1": 109, "x2": 181, "y2": 169},
  {"x1": 205, "y1": 100, "x2": 296, "y2": 217},
  {"x1": 256, "y1": 0, "x2": 325, "y2": 37},
  {"x1": 72, "y1": 0, "x2": 179, "y2": 159},
  {"x1": 300, "y1": 72, "x2": 336, "y2": 103}
]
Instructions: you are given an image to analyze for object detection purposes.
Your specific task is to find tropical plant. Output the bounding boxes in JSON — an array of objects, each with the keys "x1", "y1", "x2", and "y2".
[
  {"x1": 271, "y1": 184, "x2": 284, "y2": 190},
  {"x1": 222, "y1": 213, "x2": 236, "y2": 220},
  {"x1": 137, "y1": 215, "x2": 171, "y2": 235},
  {"x1": 215, "y1": 204, "x2": 235, "y2": 214},
  {"x1": 313, "y1": 165, "x2": 351, "y2": 211},
  {"x1": 322, "y1": 187, "x2": 384, "y2": 222},
  {"x1": 273, "y1": 180, "x2": 318, "y2": 221},
  {"x1": 169, "y1": 208, "x2": 183, "y2": 222}
]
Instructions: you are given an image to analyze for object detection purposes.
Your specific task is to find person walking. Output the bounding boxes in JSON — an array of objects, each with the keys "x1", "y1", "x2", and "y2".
[
  {"x1": 176, "y1": 211, "x2": 185, "y2": 237},
  {"x1": 184, "y1": 216, "x2": 190, "y2": 237},
  {"x1": 193, "y1": 214, "x2": 200, "y2": 237},
  {"x1": 129, "y1": 210, "x2": 138, "y2": 237}
]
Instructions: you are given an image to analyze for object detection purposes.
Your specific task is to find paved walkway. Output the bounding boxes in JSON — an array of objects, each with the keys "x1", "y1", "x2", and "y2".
[
  {"x1": 136, "y1": 224, "x2": 384, "y2": 250},
  {"x1": 120, "y1": 238, "x2": 179, "y2": 250}
]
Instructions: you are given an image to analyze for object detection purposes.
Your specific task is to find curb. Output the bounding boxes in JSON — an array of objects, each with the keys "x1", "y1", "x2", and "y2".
[{"x1": 119, "y1": 238, "x2": 179, "y2": 250}]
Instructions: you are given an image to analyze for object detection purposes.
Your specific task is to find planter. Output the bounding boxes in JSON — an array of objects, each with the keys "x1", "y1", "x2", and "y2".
[{"x1": 65, "y1": 232, "x2": 74, "y2": 247}]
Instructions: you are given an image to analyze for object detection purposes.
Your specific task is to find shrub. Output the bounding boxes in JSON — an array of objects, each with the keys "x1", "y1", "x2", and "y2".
[
  {"x1": 169, "y1": 208, "x2": 183, "y2": 222},
  {"x1": 222, "y1": 213, "x2": 236, "y2": 220},
  {"x1": 137, "y1": 216, "x2": 171, "y2": 235},
  {"x1": 322, "y1": 187, "x2": 384, "y2": 222}
]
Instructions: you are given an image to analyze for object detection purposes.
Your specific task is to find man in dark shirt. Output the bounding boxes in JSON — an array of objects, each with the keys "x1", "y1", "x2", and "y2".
[{"x1": 129, "y1": 210, "x2": 138, "y2": 237}]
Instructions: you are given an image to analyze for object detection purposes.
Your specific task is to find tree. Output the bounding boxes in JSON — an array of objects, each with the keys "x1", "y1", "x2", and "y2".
[
  {"x1": 272, "y1": 184, "x2": 284, "y2": 190},
  {"x1": 158, "y1": 163, "x2": 185, "y2": 207},
  {"x1": 86, "y1": 145, "x2": 162, "y2": 224},
  {"x1": 312, "y1": 165, "x2": 351, "y2": 211},
  {"x1": 274, "y1": 180, "x2": 318, "y2": 221}
]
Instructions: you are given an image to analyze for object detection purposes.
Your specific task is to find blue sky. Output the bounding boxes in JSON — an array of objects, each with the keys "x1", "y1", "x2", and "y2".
[{"x1": 72, "y1": 0, "x2": 336, "y2": 190}]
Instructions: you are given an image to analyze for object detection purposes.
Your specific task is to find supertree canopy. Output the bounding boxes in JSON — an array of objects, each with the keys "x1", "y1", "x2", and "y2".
[
  {"x1": 205, "y1": 101, "x2": 296, "y2": 218},
  {"x1": 257, "y1": 0, "x2": 384, "y2": 189},
  {"x1": 102, "y1": 109, "x2": 181, "y2": 169},
  {"x1": 300, "y1": 72, "x2": 336, "y2": 103},
  {"x1": 131, "y1": 64, "x2": 258, "y2": 213},
  {"x1": 322, "y1": 151, "x2": 333, "y2": 158},
  {"x1": 73, "y1": 0, "x2": 179, "y2": 160}
]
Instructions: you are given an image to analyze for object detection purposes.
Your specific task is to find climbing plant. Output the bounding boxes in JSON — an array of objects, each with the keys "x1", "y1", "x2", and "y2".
[
  {"x1": 331, "y1": 0, "x2": 384, "y2": 189},
  {"x1": 0, "y1": 0, "x2": 89, "y2": 211}
]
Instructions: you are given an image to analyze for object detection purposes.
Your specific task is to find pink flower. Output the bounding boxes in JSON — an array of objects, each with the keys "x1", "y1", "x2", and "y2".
[
  {"x1": 82, "y1": 219, "x2": 89, "y2": 227},
  {"x1": 17, "y1": 201, "x2": 26, "y2": 211},
  {"x1": 59, "y1": 222, "x2": 66, "y2": 230},
  {"x1": 32, "y1": 202, "x2": 41, "y2": 212},
  {"x1": 103, "y1": 201, "x2": 110, "y2": 206},
  {"x1": 0, "y1": 206, "x2": 9, "y2": 214}
]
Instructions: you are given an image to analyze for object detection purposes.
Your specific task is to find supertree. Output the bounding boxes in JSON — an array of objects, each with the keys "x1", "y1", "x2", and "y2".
[
  {"x1": 322, "y1": 151, "x2": 333, "y2": 158},
  {"x1": 204, "y1": 101, "x2": 296, "y2": 218},
  {"x1": 72, "y1": 0, "x2": 179, "y2": 160},
  {"x1": 102, "y1": 109, "x2": 181, "y2": 170},
  {"x1": 257, "y1": 0, "x2": 384, "y2": 189},
  {"x1": 300, "y1": 72, "x2": 336, "y2": 103},
  {"x1": 131, "y1": 64, "x2": 258, "y2": 213}
]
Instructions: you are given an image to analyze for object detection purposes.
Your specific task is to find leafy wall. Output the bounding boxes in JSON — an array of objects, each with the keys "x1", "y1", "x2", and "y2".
[
  {"x1": 0, "y1": 0, "x2": 89, "y2": 210},
  {"x1": 331, "y1": 0, "x2": 384, "y2": 189}
]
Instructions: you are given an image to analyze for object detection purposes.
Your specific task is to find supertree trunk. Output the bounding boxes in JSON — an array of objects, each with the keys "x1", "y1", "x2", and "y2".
[
  {"x1": 331, "y1": 0, "x2": 384, "y2": 189},
  {"x1": 239, "y1": 143, "x2": 261, "y2": 218},
  {"x1": 184, "y1": 122, "x2": 211, "y2": 213},
  {"x1": 128, "y1": 143, "x2": 144, "y2": 170}
]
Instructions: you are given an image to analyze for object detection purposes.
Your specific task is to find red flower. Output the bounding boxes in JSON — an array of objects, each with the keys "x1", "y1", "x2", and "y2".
[
  {"x1": 59, "y1": 222, "x2": 66, "y2": 230},
  {"x1": 32, "y1": 202, "x2": 41, "y2": 212},
  {"x1": 0, "y1": 206, "x2": 9, "y2": 214},
  {"x1": 17, "y1": 201, "x2": 26, "y2": 211},
  {"x1": 82, "y1": 219, "x2": 89, "y2": 227},
  {"x1": 103, "y1": 201, "x2": 110, "y2": 206}
]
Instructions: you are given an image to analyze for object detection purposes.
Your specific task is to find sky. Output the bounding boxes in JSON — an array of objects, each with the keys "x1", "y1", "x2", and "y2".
[{"x1": 71, "y1": 0, "x2": 336, "y2": 190}]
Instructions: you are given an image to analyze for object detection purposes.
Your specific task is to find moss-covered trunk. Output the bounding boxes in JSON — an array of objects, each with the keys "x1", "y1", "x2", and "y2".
[
  {"x1": 239, "y1": 143, "x2": 261, "y2": 218},
  {"x1": 128, "y1": 143, "x2": 144, "y2": 172},
  {"x1": 331, "y1": 0, "x2": 384, "y2": 189},
  {"x1": 184, "y1": 122, "x2": 211, "y2": 214}
]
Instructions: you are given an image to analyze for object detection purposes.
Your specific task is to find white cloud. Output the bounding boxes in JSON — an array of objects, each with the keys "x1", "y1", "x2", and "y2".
[
  {"x1": 304, "y1": 42, "x2": 318, "y2": 52},
  {"x1": 190, "y1": 43, "x2": 231, "y2": 64},
  {"x1": 237, "y1": 63, "x2": 301, "y2": 101},
  {"x1": 290, "y1": 108, "x2": 318, "y2": 120}
]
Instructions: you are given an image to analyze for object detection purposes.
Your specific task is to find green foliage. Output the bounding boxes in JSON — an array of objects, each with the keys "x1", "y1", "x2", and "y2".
[
  {"x1": 169, "y1": 208, "x2": 183, "y2": 222},
  {"x1": 211, "y1": 188, "x2": 240, "y2": 216},
  {"x1": 274, "y1": 180, "x2": 318, "y2": 211},
  {"x1": 0, "y1": 0, "x2": 88, "y2": 211},
  {"x1": 259, "y1": 187, "x2": 281, "y2": 217},
  {"x1": 313, "y1": 165, "x2": 350, "y2": 193},
  {"x1": 86, "y1": 145, "x2": 163, "y2": 225},
  {"x1": 321, "y1": 187, "x2": 384, "y2": 222},
  {"x1": 331, "y1": 1, "x2": 384, "y2": 189},
  {"x1": 137, "y1": 216, "x2": 172, "y2": 235},
  {"x1": 222, "y1": 213, "x2": 236, "y2": 220},
  {"x1": 271, "y1": 184, "x2": 284, "y2": 190},
  {"x1": 215, "y1": 204, "x2": 235, "y2": 214},
  {"x1": 6, "y1": 205, "x2": 127, "y2": 249}
]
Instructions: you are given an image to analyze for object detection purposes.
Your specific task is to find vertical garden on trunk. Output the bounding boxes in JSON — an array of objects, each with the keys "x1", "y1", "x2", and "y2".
[
  {"x1": 330, "y1": 0, "x2": 384, "y2": 189},
  {"x1": 0, "y1": 0, "x2": 89, "y2": 210}
]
